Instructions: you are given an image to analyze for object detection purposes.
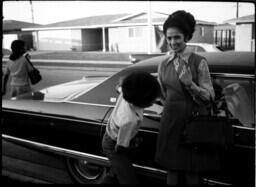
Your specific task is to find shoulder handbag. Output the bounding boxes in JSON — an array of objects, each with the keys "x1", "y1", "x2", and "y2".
[
  {"x1": 173, "y1": 53, "x2": 233, "y2": 150},
  {"x1": 25, "y1": 54, "x2": 42, "y2": 85},
  {"x1": 182, "y1": 101, "x2": 233, "y2": 150}
]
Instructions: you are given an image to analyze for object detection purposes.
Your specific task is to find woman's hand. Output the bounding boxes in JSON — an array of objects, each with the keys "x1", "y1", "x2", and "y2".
[{"x1": 178, "y1": 65, "x2": 192, "y2": 86}]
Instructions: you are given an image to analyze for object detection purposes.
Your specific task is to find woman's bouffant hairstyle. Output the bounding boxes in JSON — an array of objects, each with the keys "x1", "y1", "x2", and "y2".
[
  {"x1": 9, "y1": 40, "x2": 26, "y2": 61},
  {"x1": 163, "y1": 10, "x2": 196, "y2": 41},
  {"x1": 121, "y1": 71, "x2": 161, "y2": 108}
]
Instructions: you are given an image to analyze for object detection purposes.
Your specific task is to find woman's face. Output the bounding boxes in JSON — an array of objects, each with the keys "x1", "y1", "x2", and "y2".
[{"x1": 165, "y1": 27, "x2": 187, "y2": 53}]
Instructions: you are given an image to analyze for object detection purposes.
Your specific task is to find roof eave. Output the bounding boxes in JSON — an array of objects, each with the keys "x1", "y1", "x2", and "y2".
[
  {"x1": 21, "y1": 22, "x2": 165, "y2": 31},
  {"x1": 21, "y1": 20, "x2": 215, "y2": 31},
  {"x1": 236, "y1": 20, "x2": 255, "y2": 23}
]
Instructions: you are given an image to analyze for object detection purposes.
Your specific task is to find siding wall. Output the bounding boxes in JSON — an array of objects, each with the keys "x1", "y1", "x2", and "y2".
[
  {"x1": 235, "y1": 23, "x2": 254, "y2": 51},
  {"x1": 71, "y1": 30, "x2": 82, "y2": 51},
  {"x1": 190, "y1": 25, "x2": 215, "y2": 44},
  {"x1": 37, "y1": 29, "x2": 82, "y2": 51},
  {"x1": 3, "y1": 32, "x2": 33, "y2": 50},
  {"x1": 109, "y1": 26, "x2": 149, "y2": 52},
  {"x1": 3, "y1": 34, "x2": 18, "y2": 49}
]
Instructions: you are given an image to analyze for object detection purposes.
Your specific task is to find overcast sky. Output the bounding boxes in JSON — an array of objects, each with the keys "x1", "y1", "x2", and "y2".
[{"x1": 3, "y1": 1, "x2": 255, "y2": 25}]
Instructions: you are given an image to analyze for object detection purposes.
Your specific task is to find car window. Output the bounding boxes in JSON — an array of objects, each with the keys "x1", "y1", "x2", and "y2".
[
  {"x1": 143, "y1": 73, "x2": 255, "y2": 129},
  {"x1": 212, "y1": 76, "x2": 255, "y2": 128}
]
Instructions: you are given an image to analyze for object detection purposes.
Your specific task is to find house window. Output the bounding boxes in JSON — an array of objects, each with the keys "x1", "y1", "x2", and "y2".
[
  {"x1": 128, "y1": 28, "x2": 134, "y2": 37},
  {"x1": 200, "y1": 27, "x2": 205, "y2": 37},
  {"x1": 128, "y1": 27, "x2": 143, "y2": 38}
]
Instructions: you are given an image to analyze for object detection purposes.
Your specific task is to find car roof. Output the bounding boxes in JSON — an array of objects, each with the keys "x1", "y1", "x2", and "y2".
[
  {"x1": 127, "y1": 51, "x2": 254, "y2": 75},
  {"x1": 187, "y1": 42, "x2": 216, "y2": 46},
  {"x1": 187, "y1": 43, "x2": 221, "y2": 52}
]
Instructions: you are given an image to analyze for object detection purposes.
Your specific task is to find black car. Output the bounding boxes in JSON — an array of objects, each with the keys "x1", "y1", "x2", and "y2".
[{"x1": 2, "y1": 51, "x2": 255, "y2": 186}]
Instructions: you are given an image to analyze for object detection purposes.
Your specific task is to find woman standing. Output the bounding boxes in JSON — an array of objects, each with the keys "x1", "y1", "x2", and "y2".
[
  {"x1": 155, "y1": 10, "x2": 217, "y2": 185},
  {"x1": 2, "y1": 40, "x2": 33, "y2": 97}
]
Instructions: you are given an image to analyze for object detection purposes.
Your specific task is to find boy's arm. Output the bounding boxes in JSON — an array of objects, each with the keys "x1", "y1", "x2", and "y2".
[{"x1": 115, "y1": 120, "x2": 137, "y2": 152}]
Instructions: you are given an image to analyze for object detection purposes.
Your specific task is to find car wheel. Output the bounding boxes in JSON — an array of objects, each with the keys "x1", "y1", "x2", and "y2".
[{"x1": 66, "y1": 158, "x2": 107, "y2": 184}]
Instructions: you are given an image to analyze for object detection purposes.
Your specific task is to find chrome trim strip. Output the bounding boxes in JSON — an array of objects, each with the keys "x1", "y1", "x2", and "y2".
[
  {"x1": 144, "y1": 113, "x2": 161, "y2": 118},
  {"x1": 66, "y1": 101, "x2": 115, "y2": 108},
  {"x1": 203, "y1": 179, "x2": 232, "y2": 186},
  {"x1": 211, "y1": 73, "x2": 254, "y2": 79},
  {"x1": 133, "y1": 164, "x2": 166, "y2": 175},
  {"x1": 233, "y1": 125, "x2": 255, "y2": 131},
  {"x1": 2, "y1": 134, "x2": 109, "y2": 165},
  {"x1": 2, "y1": 134, "x2": 167, "y2": 175},
  {"x1": 155, "y1": 72, "x2": 254, "y2": 79},
  {"x1": 234, "y1": 144, "x2": 255, "y2": 149},
  {"x1": 2, "y1": 109, "x2": 102, "y2": 126},
  {"x1": 138, "y1": 128, "x2": 158, "y2": 134}
]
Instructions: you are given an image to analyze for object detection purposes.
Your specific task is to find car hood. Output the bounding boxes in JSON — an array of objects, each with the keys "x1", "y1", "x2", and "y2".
[{"x1": 12, "y1": 76, "x2": 107, "y2": 102}]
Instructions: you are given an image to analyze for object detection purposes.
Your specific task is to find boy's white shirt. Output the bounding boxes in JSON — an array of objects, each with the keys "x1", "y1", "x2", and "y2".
[{"x1": 106, "y1": 92, "x2": 144, "y2": 147}]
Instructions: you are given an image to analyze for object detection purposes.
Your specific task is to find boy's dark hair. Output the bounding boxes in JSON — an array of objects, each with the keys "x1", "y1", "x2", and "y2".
[
  {"x1": 121, "y1": 71, "x2": 161, "y2": 108},
  {"x1": 9, "y1": 40, "x2": 26, "y2": 61},
  {"x1": 163, "y1": 10, "x2": 196, "y2": 41}
]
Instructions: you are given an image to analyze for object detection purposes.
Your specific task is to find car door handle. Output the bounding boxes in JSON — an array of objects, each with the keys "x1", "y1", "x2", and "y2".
[
  {"x1": 49, "y1": 122, "x2": 55, "y2": 127},
  {"x1": 235, "y1": 133, "x2": 240, "y2": 137}
]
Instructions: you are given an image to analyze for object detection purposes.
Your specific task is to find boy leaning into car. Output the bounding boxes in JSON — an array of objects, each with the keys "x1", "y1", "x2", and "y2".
[{"x1": 101, "y1": 71, "x2": 161, "y2": 184}]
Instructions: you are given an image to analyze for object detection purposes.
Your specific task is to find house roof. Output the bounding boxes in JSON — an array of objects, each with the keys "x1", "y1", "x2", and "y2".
[
  {"x1": 225, "y1": 14, "x2": 255, "y2": 24},
  {"x1": 3, "y1": 20, "x2": 42, "y2": 32},
  {"x1": 45, "y1": 13, "x2": 129, "y2": 27},
  {"x1": 22, "y1": 14, "x2": 129, "y2": 31},
  {"x1": 21, "y1": 12, "x2": 216, "y2": 31}
]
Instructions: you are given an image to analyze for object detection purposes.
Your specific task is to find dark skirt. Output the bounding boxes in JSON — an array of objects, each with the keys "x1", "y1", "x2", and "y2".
[{"x1": 155, "y1": 99, "x2": 221, "y2": 173}]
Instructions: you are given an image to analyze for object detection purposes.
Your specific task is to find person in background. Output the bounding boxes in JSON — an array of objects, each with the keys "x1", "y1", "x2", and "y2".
[
  {"x1": 155, "y1": 10, "x2": 216, "y2": 185},
  {"x1": 2, "y1": 40, "x2": 33, "y2": 97},
  {"x1": 101, "y1": 71, "x2": 161, "y2": 184}
]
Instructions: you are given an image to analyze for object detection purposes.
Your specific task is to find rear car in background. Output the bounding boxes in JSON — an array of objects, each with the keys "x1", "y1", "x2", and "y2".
[
  {"x1": 2, "y1": 51, "x2": 255, "y2": 185},
  {"x1": 186, "y1": 43, "x2": 223, "y2": 52},
  {"x1": 129, "y1": 43, "x2": 222, "y2": 64}
]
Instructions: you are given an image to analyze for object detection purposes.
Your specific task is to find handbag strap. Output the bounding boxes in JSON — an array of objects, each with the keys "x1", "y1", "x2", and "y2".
[{"x1": 24, "y1": 54, "x2": 35, "y2": 69}]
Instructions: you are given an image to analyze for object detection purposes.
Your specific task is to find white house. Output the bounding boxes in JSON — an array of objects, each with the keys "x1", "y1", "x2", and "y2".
[
  {"x1": 21, "y1": 12, "x2": 216, "y2": 53},
  {"x1": 3, "y1": 20, "x2": 42, "y2": 50},
  {"x1": 226, "y1": 14, "x2": 255, "y2": 52}
]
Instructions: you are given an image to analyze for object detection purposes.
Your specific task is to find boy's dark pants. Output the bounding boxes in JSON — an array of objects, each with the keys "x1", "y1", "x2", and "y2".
[{"x1": 102, "y1": 132, "x2": 138, "y2": 184}]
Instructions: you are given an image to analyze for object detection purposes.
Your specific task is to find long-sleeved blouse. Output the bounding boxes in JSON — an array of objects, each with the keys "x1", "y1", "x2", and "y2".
[{"x1": 158, "y1": 47, "x2": 215, "y2": 105}]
